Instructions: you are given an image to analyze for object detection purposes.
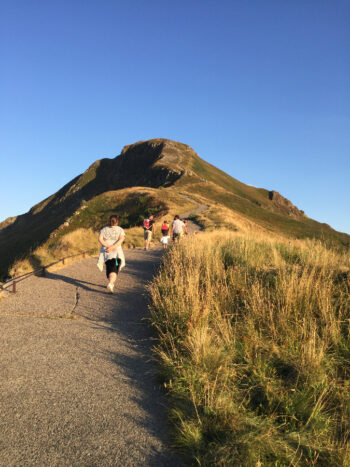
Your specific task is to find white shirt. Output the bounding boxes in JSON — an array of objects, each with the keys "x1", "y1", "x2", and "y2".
[
  {"x1": 99, "y1": 225, "x2": 125, "y2": 260},
  {"x1": 172, "y1": 219, "x2": 185, "y2": 234}
]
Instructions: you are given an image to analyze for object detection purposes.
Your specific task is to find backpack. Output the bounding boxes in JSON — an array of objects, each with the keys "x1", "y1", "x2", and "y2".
[
  {"x1": 162, "y1": 222, "x2": 169, "y2": 231},
  {"x1": 143, "y1": 219, "x2": 150, "y2": 230}
]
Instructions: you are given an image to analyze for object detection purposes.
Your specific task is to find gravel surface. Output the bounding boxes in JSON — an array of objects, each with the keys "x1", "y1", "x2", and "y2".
[{"x1": 0, "y1": 247, "x2": 182, "y2": 466}]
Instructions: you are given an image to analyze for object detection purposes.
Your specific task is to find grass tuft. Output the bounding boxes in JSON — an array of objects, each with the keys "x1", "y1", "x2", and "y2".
[{"x1": 149, "y1": 230, "x2": 350, "y2": 465}]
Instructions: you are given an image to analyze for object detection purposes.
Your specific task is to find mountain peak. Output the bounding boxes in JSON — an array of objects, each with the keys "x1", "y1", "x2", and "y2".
[
  {"x1": 119, "y1": 138, "x2": 198, "y2": 172},
  {"x1": 121, "y1": 138, "x2": 194, "y2": 154},
  {"x1": 0, "y1": 138, "x2": 349, "y2": 279}
]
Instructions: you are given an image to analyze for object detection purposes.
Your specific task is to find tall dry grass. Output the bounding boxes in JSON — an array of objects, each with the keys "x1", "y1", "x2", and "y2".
[
  {"x1": 149, "y1": 231, "x2": 350, "y2": 465},
  {"x1": 9, "y1": 228, "x2": 99, "y2": 276}
]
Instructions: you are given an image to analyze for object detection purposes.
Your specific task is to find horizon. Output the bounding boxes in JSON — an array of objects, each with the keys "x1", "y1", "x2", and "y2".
[
  {"x1": 2, "y1": 135, "x2": 349, "y2": 235},
  {"x1": 1, "y1": 134, "x2": 350, "y2": 235},
  {"x1": 1, "y1": 1, "x2": 349, "y2": 234}
]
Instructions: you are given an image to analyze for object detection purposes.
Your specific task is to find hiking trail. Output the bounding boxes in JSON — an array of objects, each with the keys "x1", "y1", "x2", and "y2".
[
  {"x1": 0, "y1": 247, "x2": 181, "y2": 466},
  {"x1": 0, "y1": 205, "x2": 205, "y2": 466}
]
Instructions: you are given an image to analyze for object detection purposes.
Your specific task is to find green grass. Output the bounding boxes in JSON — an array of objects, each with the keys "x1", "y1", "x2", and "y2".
[
  {"x1": 190, "y1": 154, "x2": 270, "y2": 204},
  {"x1": 58, "y1": 192, "x2": 166, "y2": 235},
  {"x1": 181, "y1": 181, "x2": 350, "y2": 249},
  {"x1": 149, "y1": 231, "x2": 350, "y2": 465}
]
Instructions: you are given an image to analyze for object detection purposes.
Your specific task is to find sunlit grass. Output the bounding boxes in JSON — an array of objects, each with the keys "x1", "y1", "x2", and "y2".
[
  {"x1": 149, "y1": 230, "x2": 350, "y2": 465},
  {"x1": 9, "y1": 228, "x2": 100, "y2": 276}
]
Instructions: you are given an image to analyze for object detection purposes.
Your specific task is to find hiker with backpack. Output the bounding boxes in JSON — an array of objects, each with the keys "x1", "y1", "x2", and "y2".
[
  {"x1": 142, "y1": 214, "x2": 155, "y2": 250},
  {"x1": 97, "y1": 214, "x2": 126, "y2": 293}
]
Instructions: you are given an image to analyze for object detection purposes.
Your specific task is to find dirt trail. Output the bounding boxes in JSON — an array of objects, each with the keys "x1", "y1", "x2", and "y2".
[
  {"x1": 0, "y1": 247, "x2": 181, "y2": 466},
  {"x1": 176, "y1": 191, "x2": 208, "y2": 227}
]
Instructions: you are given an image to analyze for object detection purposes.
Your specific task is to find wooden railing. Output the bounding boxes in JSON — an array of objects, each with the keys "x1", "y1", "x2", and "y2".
[{"x1": 0, "y1": 249, "x2": 96, "y2": 294}]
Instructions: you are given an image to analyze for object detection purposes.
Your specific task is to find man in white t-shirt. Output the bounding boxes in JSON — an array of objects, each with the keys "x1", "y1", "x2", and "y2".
[{"x1": 171, "y1": 215, "x2": 186, "y2": 243}]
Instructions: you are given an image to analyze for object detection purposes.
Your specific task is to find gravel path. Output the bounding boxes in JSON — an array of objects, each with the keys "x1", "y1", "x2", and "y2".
[
  {"x1": 0, "y1": 247, "x2": 181, "y2": 466},
  {"x1": 175, "y1": 191, "x2": 209, "y2": 221}
]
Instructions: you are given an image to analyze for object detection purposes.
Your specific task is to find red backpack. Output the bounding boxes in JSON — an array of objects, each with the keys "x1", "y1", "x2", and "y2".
[
  {"x1": 162, "y1": 222, "x2": 169, "y2": 231},
  {"x1": 143, "y1": 219, "x2": 150, "y2": 229}
]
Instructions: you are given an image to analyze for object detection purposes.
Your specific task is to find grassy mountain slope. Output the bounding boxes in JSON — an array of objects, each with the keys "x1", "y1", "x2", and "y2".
[{"x1": 1, "y1": 138, "x2": 349, "y2": 279}]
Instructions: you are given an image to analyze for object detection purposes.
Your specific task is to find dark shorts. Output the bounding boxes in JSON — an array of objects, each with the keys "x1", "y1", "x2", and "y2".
[
  {"x1": 105, "y1": 258, "x2": 120, "y2": 278},
  {"x1": 173, "y1": 232, "x2": 180, "y2": 240},
  {"x1": 161, "y1": 229, "x2": 169, "y2": 236}
]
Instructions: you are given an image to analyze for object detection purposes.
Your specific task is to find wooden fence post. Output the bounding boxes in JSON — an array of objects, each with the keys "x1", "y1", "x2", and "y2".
[
  {"x1": 12, "y1": 281, "x2": 16, "y2": 293},
  {"x1": 62, "y1": 258, "x2": 65, "y2": 265}
]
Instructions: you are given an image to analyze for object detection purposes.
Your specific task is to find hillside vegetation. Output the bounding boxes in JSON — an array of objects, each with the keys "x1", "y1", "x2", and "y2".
[
  {"x1": 1, "y1": 139, "x2": 349, "y2": 279},
  {"x1": 7, "y1": 187, "x2": 197, "y2": 277},
  {"x1": 149, "y1": 231, "x2": 350, "y2": 465}
]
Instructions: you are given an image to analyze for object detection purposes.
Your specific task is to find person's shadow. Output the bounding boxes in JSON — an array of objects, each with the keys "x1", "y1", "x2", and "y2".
[
  {"x1": 28, "y1": 255, "x2": 105, "y2": 294},
  {"x1": 44, "y1": 270, "x2": 107, "y2": 294}
]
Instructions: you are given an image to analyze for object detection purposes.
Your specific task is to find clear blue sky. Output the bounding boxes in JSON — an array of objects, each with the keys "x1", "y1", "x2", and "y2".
[{"x1": 1, "y1": 0, "x2": 349, "y2": 233}]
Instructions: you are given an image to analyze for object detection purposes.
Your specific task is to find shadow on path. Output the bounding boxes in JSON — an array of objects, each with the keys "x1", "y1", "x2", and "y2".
[
  {"x1": 45, "y1": 271, "x2": 106, "y2": 293},
  {"x1": 45, "y1": 249, "x2": 181, "y2": 465}
]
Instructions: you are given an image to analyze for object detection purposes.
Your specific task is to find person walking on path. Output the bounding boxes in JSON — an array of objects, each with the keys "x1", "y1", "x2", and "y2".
[
  {"x1": 159, "y1": 220, "x2": 169, "y2": 250},
  {"x1": 160, "y1": 220, "x2": 170, "y2": 249},
  {"x1": 160, "y1": 235, "x2": 170, "y2": 249},
  {"x1": 97, "y1": 215, "x2": 126, "y2": 293},
  {"x1": 143, "y1": 214, "x2": 155, "y2": 250},
  {"x1": 171, "y1": 215, "x2": 186, "y2": 243},
  {"x1": 161, "y1": 220, "x2": 170, "y2": 237}
]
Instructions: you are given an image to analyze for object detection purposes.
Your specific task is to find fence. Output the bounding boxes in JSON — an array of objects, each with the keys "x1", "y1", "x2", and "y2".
[{"x1": 0, "y1": 249, "x2": 96, "y2": 294}]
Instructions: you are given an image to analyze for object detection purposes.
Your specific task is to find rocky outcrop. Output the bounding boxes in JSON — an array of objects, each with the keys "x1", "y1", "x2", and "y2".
[{"x1": 268, "y1": 191, "x2": 305, "y2": 218}]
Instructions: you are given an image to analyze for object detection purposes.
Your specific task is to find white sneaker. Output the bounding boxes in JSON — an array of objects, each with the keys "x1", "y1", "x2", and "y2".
[{"x1": 107, "y1": 283, "x2": 114, "y2": 293}]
